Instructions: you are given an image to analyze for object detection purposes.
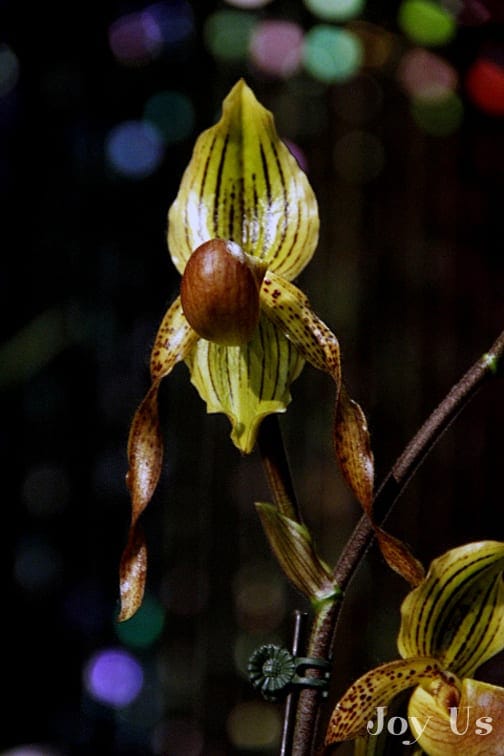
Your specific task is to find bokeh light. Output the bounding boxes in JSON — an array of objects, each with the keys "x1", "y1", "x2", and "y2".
[
  {"x1": 108, "y1": 11, "x2": 163, "y2": 66},
  {"x1": 233, "y1": 562, "x2": 286, "y2": 632},
  {"x1": 108, "y1": 1, "x2": 194, "y2": 66},
  {"x1": 303, "y1": 25, "x2": 363, "y2": 83},
  {"x1": 348, "y1": 20, "x2": 399, "y2": 70},
  {"x1": 204, "y1": 10, "x2": 257, "y2": 62},
  {"x1": 143, "y1": 90, "x2": 195, "y2": 144},
  {"x1": 84, "y1": 648, "x2": 144, "y2": 708},
  {"x1": 304, "y1": 0, "x2": 366, "y2": 22},
  {"x1": 410, "y1": 91, "x2": 463, "y2": 135},
  {"x1": 105, "y1": 120, "x2": 165, "y2": 179},
  {"x1": 249, "y1": 20, "x2": 304, "y2": 78},
  {"x1": 115, "y1": 593, "x2": 165, "y2": 648},
  {"x1": 145, "y1": 0, "x2": 195, "y2": 48},
  {"x1": 0, "y1": 308, "x2": 71, "y2": 389},
  {"x1": 466, "y1": 57, "x2": 504, "y2": 116},
  {"x1": 397, "y1": 48, "x2": 458, "y2": 99},
  {"x1": 227, "y1": 701, "x2": 282, "y2": 749},
  {"x1": 0, "y1": 44, "x2": 20, "y2": 97},
  {"x1": 398, "y1": 0, "x2": 456, "y2": 47},
  {"x1": 333, "y1": 130, "x2": 385, "y2": 183}
]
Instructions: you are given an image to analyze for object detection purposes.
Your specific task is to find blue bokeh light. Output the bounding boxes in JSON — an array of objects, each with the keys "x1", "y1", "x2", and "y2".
[{"x1": 105, "y1": 120, "x2": 165, "y2": 179}]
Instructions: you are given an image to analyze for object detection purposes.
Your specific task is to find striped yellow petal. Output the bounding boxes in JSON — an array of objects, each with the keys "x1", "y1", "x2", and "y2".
[
  {"x1": 408, "y1": 678, "x2": 504, "y2": 755},
  {"x1": 168, "y1": 79, "x2": 319, "y2": 281},
  {"x1": 185, "y1": 314, "x2": 304, "y2": 453},
  {"x1": 398, "y1": 541, "x2": 504, "y2": 678},
  {"x1": 324, "y1": 657, "x2": 458, "y2": 745}
]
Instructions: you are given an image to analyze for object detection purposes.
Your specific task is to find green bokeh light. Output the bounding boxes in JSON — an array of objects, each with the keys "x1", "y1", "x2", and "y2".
[
  {"x1": 303, "y1": 0, "x2": 365, "y2": 22},
  {"x1": 204, "y1": 10, "x2": 257, "y2": 61},
  {"x1": 143, "y1": 91, "x2": 195, "y2": 144},
  {"x1": 398, "y1": 0, "x2": 456, "y2": 47},
  {"x1": 115, "y1": 593, "x2": 165, "y2": 648},
  {"x1": 303, "y1": 26, "x2": 363, "y2": 83},
  {"x1": 410, "y1": 91, "x2": 463, "y2": 136}
]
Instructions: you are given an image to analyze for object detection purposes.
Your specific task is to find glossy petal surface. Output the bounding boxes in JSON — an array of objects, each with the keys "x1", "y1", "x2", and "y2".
[
  {"x1": 260, "y1": 271, "x2": 341, "y2": 380},
  {"x1": 325, "y1": 656, "x2": 456, "y2": 744},
  {"x1": 119, "y1": 297, "x2": 198, "y2": 620},
  {"x1": 185, "y1": 314, "x2": 304, "y2": 453},
  {"x1": 398, "y1": 540, "x2": 504, "y2": 677},
  {"x1": 168, "y1": 79, "x2": 319, "y2": 280}
]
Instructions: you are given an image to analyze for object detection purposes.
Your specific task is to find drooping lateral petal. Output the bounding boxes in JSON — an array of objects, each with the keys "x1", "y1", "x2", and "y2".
[
  {"x1": 325, "y1": 657, "x2": 458, "y2": 745},
  {"x1": 118, "y1": 523, "x2": 147, "y2": 623},
  {"x1": 150, "y1": 294, "x2": 200, "y2": 380},
  {"x1": 260, "y1": 271, "x2": 341, "y2": 383},
  {"x1": 408, "y1": 678, "x2": 504, "y2": 755},
  {"x1": 333, "y1": 384, "x2": 374, "y2": 509},
  {"x1": 255, "y1": 502, "x2": 341, "y2": 605},
  {"x1": 398, "y1": 541, "x2": 504, "y2": 678},
  {"x1": 167, "y1": 79, "x2": 319, "y2": 281},
  {"x1": 119, "y1": 297, "x2": 198, "y2": 621},
  {"x1": 185, "y1": 314, "x2": 304, "y2": 454}
]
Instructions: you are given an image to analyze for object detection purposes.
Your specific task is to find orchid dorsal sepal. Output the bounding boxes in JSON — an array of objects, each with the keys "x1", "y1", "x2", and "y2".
[{"x1": 167, "y1": 79, "x2": 320, "y2": 281}]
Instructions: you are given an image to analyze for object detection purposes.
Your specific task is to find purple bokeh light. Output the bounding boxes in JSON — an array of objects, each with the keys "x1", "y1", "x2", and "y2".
[{"x1": 84, "y1": 648, "x2": 144, "y2": 708}]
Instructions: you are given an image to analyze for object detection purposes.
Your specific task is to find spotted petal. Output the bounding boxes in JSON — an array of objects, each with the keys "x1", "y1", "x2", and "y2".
[
  {"x1": 325, "y1": 656, "x2": 459, "y2": 744},
  {"x1": 167, "y1": 79, "x2": 319, "y2": 281},
  {"x1": 260, "y1": 271, "x2": 341, "y2": 381},
  {"x1": 119, "y1": 297, "x2": 198, "y2": 620},
  {"x1": 185, "y1": 314, "x2": 304, "y2": 453},
  {"x1": 398, "y1": 541, "x2": 504, "y2": 678}
]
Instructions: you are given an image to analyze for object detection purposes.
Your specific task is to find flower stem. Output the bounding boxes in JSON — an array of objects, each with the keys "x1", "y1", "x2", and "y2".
[
  {"x1": 291, "y1": 329, "x2": 504, "y2": 754},
  {"x1": 334, "y1": 329, "x2": 504, "y2": 591}
]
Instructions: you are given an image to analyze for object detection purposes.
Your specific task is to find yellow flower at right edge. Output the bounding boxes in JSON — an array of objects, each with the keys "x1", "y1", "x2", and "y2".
[{"x1": 325, "y1": 540, "x2": 504, "y2": 754}]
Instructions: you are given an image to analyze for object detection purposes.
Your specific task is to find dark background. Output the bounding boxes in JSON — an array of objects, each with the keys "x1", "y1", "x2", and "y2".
[{"x1": 1, "y1": 1, "x2": 502, "y2": 754}]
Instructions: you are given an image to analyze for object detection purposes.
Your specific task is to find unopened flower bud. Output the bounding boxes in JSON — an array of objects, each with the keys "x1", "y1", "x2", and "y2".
[{"x1": 180, "y1": 239, "x2": 266, "y2": 346}]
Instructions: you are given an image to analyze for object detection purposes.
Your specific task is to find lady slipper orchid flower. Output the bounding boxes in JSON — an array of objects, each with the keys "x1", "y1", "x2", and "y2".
[
  {"x1": 325, "y1": 540, "x2": 504, "y2": 754},
  {"x1": 118, "y1": 80, "x2": 345, "y2": 621}
]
